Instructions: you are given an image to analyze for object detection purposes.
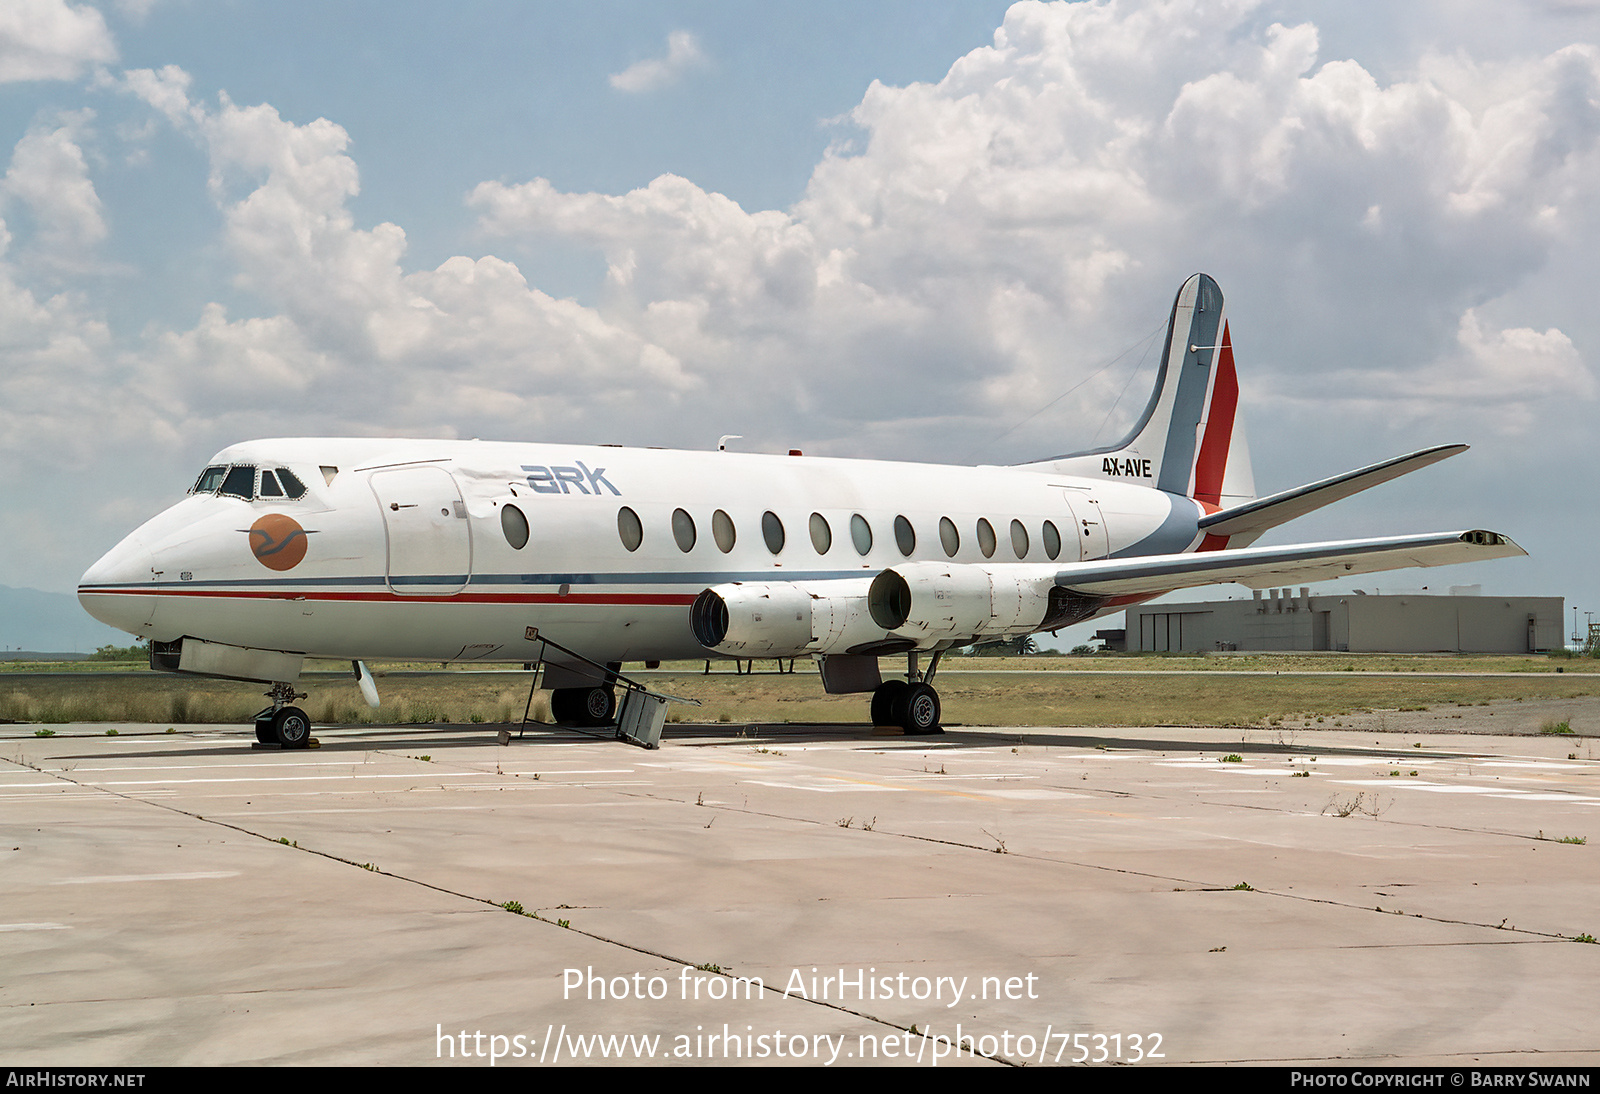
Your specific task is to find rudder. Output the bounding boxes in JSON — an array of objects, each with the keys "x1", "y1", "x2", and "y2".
[{"x1": 1035, "y1": 273, "x2": 1256, "y2": 510}]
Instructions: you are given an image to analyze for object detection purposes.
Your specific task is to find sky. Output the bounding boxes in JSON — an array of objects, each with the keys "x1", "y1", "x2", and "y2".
[{"x1": 4, "y1": 0, "x2": 1600, "y2": 646}]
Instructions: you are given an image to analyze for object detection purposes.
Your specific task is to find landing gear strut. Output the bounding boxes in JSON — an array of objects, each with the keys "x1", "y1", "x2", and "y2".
[
  {"x1": 254, "y1": 682, "x2": 312, "y2": 749},
  {"x1": 870, "y1": 651, "x2": 944, "y2": 734}
]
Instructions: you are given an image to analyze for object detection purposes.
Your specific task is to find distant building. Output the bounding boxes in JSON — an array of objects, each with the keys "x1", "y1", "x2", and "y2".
[{"x1": 1124, "y1": 588, "x2": 1563, "y2": 654}]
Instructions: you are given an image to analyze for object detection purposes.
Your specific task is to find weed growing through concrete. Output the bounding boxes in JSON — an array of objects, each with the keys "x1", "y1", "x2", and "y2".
[{"x1": 1324, "y1": 792, "x2": 1386, "y2": 818}]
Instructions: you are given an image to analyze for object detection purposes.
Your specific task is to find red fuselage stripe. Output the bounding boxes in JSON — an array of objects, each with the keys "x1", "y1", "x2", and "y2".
[{"x1": 81, "y1": 588, "x2": 697, "y2": 606}]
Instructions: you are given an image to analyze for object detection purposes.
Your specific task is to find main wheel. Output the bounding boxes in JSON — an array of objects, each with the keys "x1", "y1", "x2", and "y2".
[
  {"x1": 551, "y1": 687, "x2": 616, "y2": 727},
  {"x1": 871, "y1": 681, "x2": 908, "y2": 726},
  {"x1": 579, "y1": 686, "x2": 616, "y2": 726},
  {"x1": 272, "y1": 706, "x2": 312, "y2": 749},
  {"x1": 897, "y1": 683, "x2": 941, "y2": 734},
  {"x1": 254, "y1": 719, "x2": 274, "y2": 745}
]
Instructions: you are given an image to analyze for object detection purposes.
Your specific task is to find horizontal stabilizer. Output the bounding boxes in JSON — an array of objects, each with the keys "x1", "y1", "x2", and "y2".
[
  {"x1": 1197, "y1": 444, "x2": 1468, "y2": 540},
  {"x1": 1056, "y1": 529, "x2": 1522, "y2": 599}
]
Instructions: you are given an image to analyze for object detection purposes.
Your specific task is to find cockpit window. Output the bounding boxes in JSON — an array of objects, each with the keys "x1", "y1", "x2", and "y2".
[
  {"x1": 277, "y1": 468, "x2": 307, "y2": 499},
  {"x1": 192, "y1": 466, "x2": 227, "y2": 494},
  {"x1": 219, "y1": 465, "x2": 256, "y2": 500},
  {"x1": 191, "y1": 463, "x2": 309, "y2": 501}
]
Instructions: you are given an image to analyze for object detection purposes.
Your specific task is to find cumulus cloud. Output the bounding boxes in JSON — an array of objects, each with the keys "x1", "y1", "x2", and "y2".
[
  {"x1": 472, "y1": 1, "x2": 1600, "y2": 458},
  {"x1": 87, "y1": 71, "x2": 694, "y2": 449},
  {"x1": 54, "y1": 4, "x2": 1600, "y2": 462},
  {"x1": 1, "y1": 112, "x2": 108, "y2": 264},
  {"x1": 119, "y1": 64, "x2": 197, "y2": 127},
  {"x1": 0, "y1": 0, "x2": 116, "y2": 83},
  {"x1": 609, "y1": 30, "x2": 706, "y2": 93}
]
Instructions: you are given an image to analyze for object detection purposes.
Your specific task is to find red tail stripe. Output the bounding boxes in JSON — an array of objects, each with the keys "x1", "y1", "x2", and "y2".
[{"x1": 1191, "y1": 322, "x2": 1238, "y2": 507}]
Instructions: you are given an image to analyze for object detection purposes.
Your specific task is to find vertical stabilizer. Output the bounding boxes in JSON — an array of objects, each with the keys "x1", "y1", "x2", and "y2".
[{"x1": 1034, "y1": 273, "x2": 1256, "y2": 510}]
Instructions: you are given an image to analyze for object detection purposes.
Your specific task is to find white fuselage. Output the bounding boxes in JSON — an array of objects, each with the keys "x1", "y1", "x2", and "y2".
[{"x1": 79, "y1": 437, "x2": 1206, "y2": 665}]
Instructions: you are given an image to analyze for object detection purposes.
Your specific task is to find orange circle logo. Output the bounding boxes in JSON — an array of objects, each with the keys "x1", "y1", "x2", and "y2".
[{"x1": 249, "y1": 514, "x2": 309, "y2": 571}]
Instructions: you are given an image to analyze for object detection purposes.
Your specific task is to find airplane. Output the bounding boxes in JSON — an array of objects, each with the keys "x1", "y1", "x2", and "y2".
[{"x1": 78, "y1": 273, "x2": 1524, "y2": 749}]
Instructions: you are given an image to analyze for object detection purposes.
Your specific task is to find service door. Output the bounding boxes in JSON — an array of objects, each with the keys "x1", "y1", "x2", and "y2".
[
  {"x1": 370, "y1": 466, "x2": 472, "y2": 596},
  {"x1": 1061, "y1": 489, "x2": 1111, "y2": 561}
]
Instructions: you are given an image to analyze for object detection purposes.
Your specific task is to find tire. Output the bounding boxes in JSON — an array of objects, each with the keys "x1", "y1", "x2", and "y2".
[
  {"x1": 254, "y1": 719, "x2": 275, "y2": 745},
  {"x1": 580, "y1": 686, "x2": 617, "y2": 726},
  {"x1": 549, "y1": 689, "x2": 578, "y2": 723},
  {"x1": 870, "y1": 681, "x2": 908, "y2": 726},
  {"x1": 898, "y1": 683, "x2": 941, "y2": 734},
  {"x1": 272, "y1": 706, "x2": 312, "y2": 749},
  {"x1": 551, "y1": 687, "x2": 616, "y2": 727}
]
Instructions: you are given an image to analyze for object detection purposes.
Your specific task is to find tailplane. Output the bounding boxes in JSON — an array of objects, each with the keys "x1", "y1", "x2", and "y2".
[{"x1": 1034, "y1": 273, "x2": 1256, "y2": 511}]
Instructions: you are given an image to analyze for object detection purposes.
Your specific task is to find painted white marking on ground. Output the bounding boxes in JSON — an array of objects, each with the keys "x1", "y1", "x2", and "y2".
[{"x1": 53, "y1": 871, "x2": 240, "y2": 885}]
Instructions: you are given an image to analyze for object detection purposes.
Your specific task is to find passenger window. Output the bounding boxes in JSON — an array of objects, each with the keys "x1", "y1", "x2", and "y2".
[
  {"x1": 502, "y1": 504, "x2": 530, "y2": 550},
  {"x1": 1010, "y1": 519, "x2": 1029, "y2": 559},
  {"x1": 672, "y1": 508, "x2": 696, "y2": 552},
  {"x1": 809, "y1": 513, "x2": 832, "y2": 554},
  {"x1": 850, "y1": 514, "x2": 873, "y2": 555},
  {"x1": 762, "y1": 511, "x2": 785, "y2": 555},
  {"x1": 220, "y1": 466, "x2": 256, "y2": 500},
  {"x1": 617, "y1": 507, "x2": 643, "y2": 552},
  {"x1": 976, "y1": 518, "x2": 996, "y2": 558},
  {"x1": 713, "y1": 509, "x2": 736, "y2": 553},
  {"x1": 278, "y1": 468, "x2": 308, "y2": 499},
  {"x1": 259, "y1": 471, "x2": 284, "y2": 498},
  {"x1": 939, "y1": 517, "x2": 959, "y2": 557},
  {"x1": 894, "y1": 515, "x2": 916, "y2": 556},
  {"x1": 1043, "y1": 520, "x2": 1062, "y2": 560}
]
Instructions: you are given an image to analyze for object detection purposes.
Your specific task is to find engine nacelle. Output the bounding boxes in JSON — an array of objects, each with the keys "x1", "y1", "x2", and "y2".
[
  {"x1": 690, "y1": 578, "x2": 882, "y2": 658},
  {"x1": 868, "y1": 562, "x2": 1063, "y2": 644}
]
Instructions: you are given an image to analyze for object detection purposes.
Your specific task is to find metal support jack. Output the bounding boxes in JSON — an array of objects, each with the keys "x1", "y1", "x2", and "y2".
[{"x1": 513, "y1": 628, "x2": 698, "y2": 749}]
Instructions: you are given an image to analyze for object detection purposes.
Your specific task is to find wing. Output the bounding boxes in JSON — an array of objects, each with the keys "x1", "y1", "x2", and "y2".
[
  {"x1": 868, "y1": 530, "x2": 1525, "y2": 644},
  {"x1": 1057, "y1": 528, "x2": 1522, "y2": 598}
]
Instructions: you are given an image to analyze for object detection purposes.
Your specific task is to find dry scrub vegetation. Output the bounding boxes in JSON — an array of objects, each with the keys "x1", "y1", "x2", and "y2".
[{"x1": 2, "y1": 655, "x2": 1596, "y2": 729}]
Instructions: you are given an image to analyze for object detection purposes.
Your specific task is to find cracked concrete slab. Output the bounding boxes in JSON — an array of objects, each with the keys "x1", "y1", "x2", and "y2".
[{"x1": 2, "y1": 718, "x2": 1597, "y2": 1066}]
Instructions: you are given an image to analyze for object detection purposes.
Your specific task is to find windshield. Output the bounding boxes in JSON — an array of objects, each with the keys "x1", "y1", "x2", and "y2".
[{"x1": 189, "y1": 464, "x2": 309, "y2": 501}]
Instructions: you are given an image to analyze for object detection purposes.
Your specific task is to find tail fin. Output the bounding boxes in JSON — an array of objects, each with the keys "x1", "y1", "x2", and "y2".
[{"x1": 1034, "y1": 273, "x2": 1256, "y2": 510}]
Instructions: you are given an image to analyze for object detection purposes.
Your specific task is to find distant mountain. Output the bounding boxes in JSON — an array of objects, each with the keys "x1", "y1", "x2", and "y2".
[{"x1": 0, "y1": 584, "x2": 132, "y2": 655}]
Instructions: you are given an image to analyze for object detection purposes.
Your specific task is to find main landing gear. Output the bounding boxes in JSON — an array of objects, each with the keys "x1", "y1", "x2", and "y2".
[
  {"x1": 549, "y1": 685, "x2": 617, "y2": 727},
  {"x1": 870, "y1": 651, "x2": 944, "y2": 734},
  {"x1": 254, "y1": 682, "x2": 313, "y2": 749}
]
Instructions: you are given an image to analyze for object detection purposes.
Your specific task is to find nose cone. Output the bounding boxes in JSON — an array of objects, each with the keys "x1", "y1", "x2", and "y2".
[{"x1": 78, "y1": 531, "x2": 160, "y2": 637}]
